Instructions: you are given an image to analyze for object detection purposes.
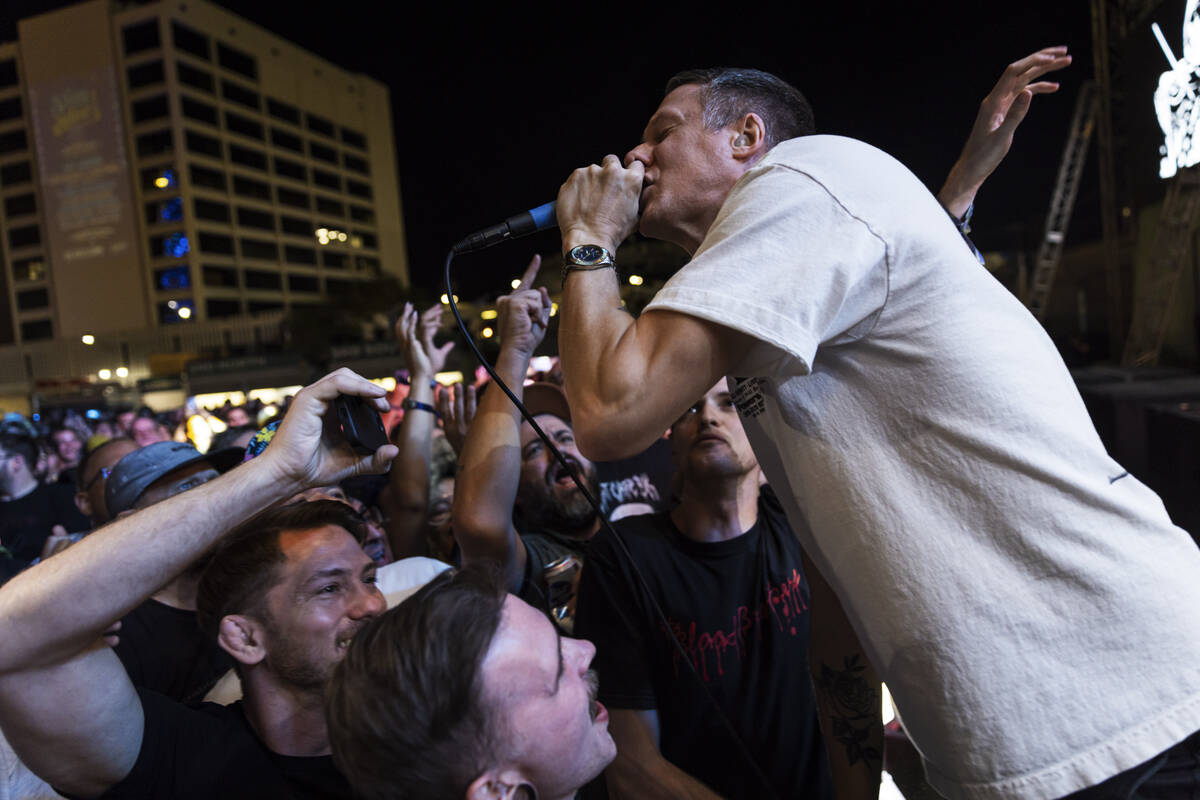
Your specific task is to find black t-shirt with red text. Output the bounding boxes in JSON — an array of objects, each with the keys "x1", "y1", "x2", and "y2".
[{"x1": 574, "y1": 487, "x2": 831, "y2": 800}]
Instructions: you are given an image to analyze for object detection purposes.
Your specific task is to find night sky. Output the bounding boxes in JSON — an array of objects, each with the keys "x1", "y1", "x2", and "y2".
[{"x1": 6, "y1": 1, "x2": 1185, "y2": 301}]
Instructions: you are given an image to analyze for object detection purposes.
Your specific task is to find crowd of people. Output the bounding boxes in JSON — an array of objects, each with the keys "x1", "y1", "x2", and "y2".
[{"x1": 1, "y1": 45, "x2": 1199, "y2": 800}]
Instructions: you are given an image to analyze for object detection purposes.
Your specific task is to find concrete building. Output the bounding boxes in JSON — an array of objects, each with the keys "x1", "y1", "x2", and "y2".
[{"x1": 0, "y1": 0, "x2": 407, "y2": 410}]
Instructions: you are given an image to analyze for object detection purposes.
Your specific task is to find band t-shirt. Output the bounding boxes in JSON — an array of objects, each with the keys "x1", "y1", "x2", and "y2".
[
  {"x1": 95, "y1": 689, "x2": 349, "y2": 799},
  {"x1": 0, "y1": 483, "x2": 90, "y2": 566},
  {"x1": 574, "y1": 488, "x2": 831, "y2": 800}
]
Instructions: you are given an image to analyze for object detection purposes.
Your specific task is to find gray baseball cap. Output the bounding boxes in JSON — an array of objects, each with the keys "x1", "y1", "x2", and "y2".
[{"x1": 105, "y1": 441, "x2": 243, "y2": 516}]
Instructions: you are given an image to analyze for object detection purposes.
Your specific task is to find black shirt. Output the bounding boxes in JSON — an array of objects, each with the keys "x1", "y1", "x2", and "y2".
[
  {"x1": 114, "y1": 599, "x2": 233, "y2": 703},
  {"x1": 574, "y1": 488, "x2": 831, "y2": 800},
  {"x1": 97, "y1": 689, "x2": 350, "y2": 800},
  {"x1": 0, "y1": 482, "x2": 90, "y2": 566}
]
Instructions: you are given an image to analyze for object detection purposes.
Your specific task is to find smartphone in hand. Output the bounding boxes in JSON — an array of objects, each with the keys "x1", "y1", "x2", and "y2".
[{"x1": 334, "y1": 394, "x2": 389, "y2": 454}]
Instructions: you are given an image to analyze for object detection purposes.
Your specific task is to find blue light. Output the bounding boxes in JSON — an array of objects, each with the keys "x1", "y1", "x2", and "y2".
[
  {"x1": 163, "y1": 232, "x2": 190, "y2": 258},
  {"x1": 157, "y1": 266, "x2": 190, "y2": 289},
  {"x1": 159, "y1": 197, "x2": 183, "y2": 222},
  {"x1": 85, "y1": 409, "x2": 100, "y2": 420},
  {"x1": 31, "y1": 413, "x2": 40, "y2": 421}
]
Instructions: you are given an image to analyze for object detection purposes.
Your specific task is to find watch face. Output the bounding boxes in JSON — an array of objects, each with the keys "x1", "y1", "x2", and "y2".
[{"x1": 570, "y1": 245, "x2": 604, "y2": 264}]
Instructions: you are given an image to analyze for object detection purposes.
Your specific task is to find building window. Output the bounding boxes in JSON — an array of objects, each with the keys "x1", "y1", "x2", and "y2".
[
  {"x1": 198, "y1": 231, "x2": 234, "y2": 255},
  {"x1": 236, "y1": 206, "x2": 274, "y2": 231},
  {"x1": 206, "y1": 298, "x2": 241, "y2": 318},
  {"x1": 270, "y1": 127, "x2": 303, "y2": 153},
  {"x1": 20, "y1": 319, "x2": 52, "y2": 341},
  {"x1": 225, "y1": 111, "x2": 263, "y2": 141},
  {"x1": 247, "y1": 300, "x2": 283, "y2": 314},
  {"x1": 312, "y1": 169, "x2": 340, "y2": 191},
  {"x1": 279, "y1": 215, "x2": 311, "y2": 236},
  {"x1": 343, "y1": 153, "x2": 369, "y2": 175},
  {"x1": 355, "y1": 230, "x2": 378, "y2": 250},
  {"x1": 0, "y1": 59, "x2": 18, "y2": 89},
  {"x1": 0, "y1": 130, "x2": 28, "y2": 155},
  {"x1": 217, "y1": 43, "x2": 257, "y2": 81},
  {"x1": 284, "y1": 245, "x2": 316, "y2": 266},
  {"x1": 189, "y1": 163, "x2": 225, "y2": 191},
  {"x1": 181, "y1": 95, "x2": 218, "y2": 126},
  {"x1": 128, "y1": 60, "x2": 165, "y2": 90},
  {"x1": 0, "y1": 96, "x2": 22, "y2": 123},
  {"x1": 221, "y1": 79, "x2": 260, "y2": 111},
  {"x1": 0, "y1": 161, "x2": 32, "y2": 188},
  {"x1": 8, "y1": 224, "x2": 40, "y2": 249},
  {"x1": 288, "y1": 274, "x2": 319, "y2": 292},
  {"x1": 240, "y1": 238, "x2": 278, "y2": 261},
  {"x1": 145, "y1": 196, "x2": 184, "y2": 223},
  {"x1": 13, "y1": 257, "x2": 45, "y2": 282},
  {"x1": 267, "y1": 98, "x2": 300, "y2": 125},
  {"x1": 308, "y1": 141, "x2": 337, "y2": 164},
  {"x1": 150, "y1": 231, "x2": 190, "y2": 258},
  {"x1": 177, "y1": 62, "x2": 214, "y2": 93},
  {"x1": 322, "y1": 251, "x2": 345, "y2": 269},
  {"x1": 193, "y1": 197, "x2": 230, "y2": 222},
  {"x1": 244, "y1": 268, "x2": 282, "y2": 289},
  {"x1": 305, "y1": 113, "x2": 335, "y2": 138},
  {"x1": 273, "y1": 157, "x2": 306, "y2": 182},
  {"x1": 123, "y1": 19, "x2": 161, "y2": 56},
  {"x1": 184, "y1": 130, "x2": 221, "y2": 158},
  {"x1": 135, "y1": 129, "x2": 173, "y2": 158},
  {"x1": 277, "y1": 187, "x2": 309, "y2": 210},
  {"x1": 229, "y1": 143, "x2": 267, "y2": 171},
  {"x1": 4, "y1": 194, "x2": 36, "y2": 218},
  {"x1": 232, "y1": 175, "x2": 271, "y2": 201},
  {"x1": 159, "y1": 299, "x2": 195, "y2": 324},
  {"x1": 155, "y1": 265, "x2": 191, "y2": 289},
  {"x1": 315, "y1": 196, "x2": 344, "y2": 217},
  {"x1": 16, "y1": 288, "x2": 49, "y2": 311},
  {"x1": 340, "y1": 127, "x2": 367, "y2": 150},
  {"x1": 346, "y1": 179, "x2": 372, "y2": 200},
  {"x1": 171, "y1": 21, "x2": 211, "y2": 61},
  {"x1": 203, "y1": 265, "x2": 238, "y2": 287},
  {"x1": 131, "y1": 94, "x2": 169, "y2": 124},
  {"x1": 356, "y1": 255, "x2": 380, "y2": 273},
  {"x1": 348, "y1": 204, "x2": 374, "y2": 224}
]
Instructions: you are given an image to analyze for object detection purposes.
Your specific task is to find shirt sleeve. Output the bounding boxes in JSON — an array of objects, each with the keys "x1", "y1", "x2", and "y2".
[
  {"x1": 573, "y1": 531, "x2": 657, "y2": 710},
  {"x1": 645, "y1": 159, "x2": 889, "y2": 377}
]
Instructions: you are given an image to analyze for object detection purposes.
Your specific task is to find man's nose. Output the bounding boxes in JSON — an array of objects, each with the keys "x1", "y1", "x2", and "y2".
[
  {"x1": 624, "y1": 143, "x2": 650, "y2": 168},
  {"x1": 353, "y1": 584, "x2": 386, "y2": 619}
]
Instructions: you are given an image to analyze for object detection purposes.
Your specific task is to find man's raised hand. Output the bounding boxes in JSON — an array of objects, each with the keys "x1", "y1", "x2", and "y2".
[
  {"x1": 496, "y1": 254, "x2": 552, "y2": 358},
  {"x1": 939, "y1": 46, "x2": 1073, "y2": 218}
]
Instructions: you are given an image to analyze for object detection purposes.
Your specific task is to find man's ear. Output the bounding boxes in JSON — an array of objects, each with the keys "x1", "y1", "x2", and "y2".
[
  {"x1": 217, "y1": 614, "x2": 267, "y2": 667},
  {"x1": 466, "y1": 768, "x2": 535, "y2": 800},
  {"x1": 74, "y1": 490, "x2": 92, "y2": 518},
  {"x1": 730, "y1": 112, "x2": 768, "y2": 163}
]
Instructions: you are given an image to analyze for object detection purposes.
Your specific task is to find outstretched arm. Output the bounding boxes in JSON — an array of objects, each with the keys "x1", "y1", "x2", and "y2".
[
  {"x1": 939, "y1": 46, "x2": 1072, "y2": 219},
  {"x1": 452, "y1": 255, "x2": 550, "y2": 592},
  {"x1": 381, "y1": 302, "x2": 453, "y2": 559},
  {"x1": 0, "y1": 369, "x2": 396, "y2": 797}
]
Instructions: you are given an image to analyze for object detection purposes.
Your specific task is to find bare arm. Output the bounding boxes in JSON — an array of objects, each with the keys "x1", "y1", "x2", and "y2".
[
  {"x1": 803, "y1": 551, "x2": 881, "y2": 800},
  {"x1": 556, "y1": 156, "x2": 751, "y2": 461},
  {"x1": 452, "y1": 255, "x2": 548, "y2": 593},
  {"x1": 605, "y1": 709, "x2": 724, "y2": 800},
  {"x1": 0, "y1": 368, "x2": 397, "y2": 797},
  {"x1": 381, "y1": 302, "x2": 453, "y2": 559},
  {"x1": 938, "y1": 46, "x2": 1072, "y2": 218}
]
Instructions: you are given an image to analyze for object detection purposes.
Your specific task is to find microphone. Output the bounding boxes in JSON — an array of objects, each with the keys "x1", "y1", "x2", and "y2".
[{"x1": 453, "y1": 201, "x2": 558, "y2": 254}]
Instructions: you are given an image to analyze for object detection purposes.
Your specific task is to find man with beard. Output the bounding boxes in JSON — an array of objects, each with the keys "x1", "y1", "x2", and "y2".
[
  {"x1": 0, "y1": 369, "x2": 395, "y2": 799},
  {"x1": 455, "y1": 255, "x2": 601, "y2": 628}
]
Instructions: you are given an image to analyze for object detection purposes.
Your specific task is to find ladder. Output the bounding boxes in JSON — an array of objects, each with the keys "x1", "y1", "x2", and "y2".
[
  {"x1": 1120, "y1": 165, "x2": 1200, "y2": 365},
  {"x1": 1028, "y1": 81, "x2": 1098, "y2": 319}
]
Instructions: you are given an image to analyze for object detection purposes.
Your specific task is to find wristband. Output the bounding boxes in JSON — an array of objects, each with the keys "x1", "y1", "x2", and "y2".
[{"x1": 401, "y1": 398, "x2": 439, "y2": 417}]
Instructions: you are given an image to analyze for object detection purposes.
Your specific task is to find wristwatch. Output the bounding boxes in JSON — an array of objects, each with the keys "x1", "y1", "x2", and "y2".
[{"x1": 564, "y1": 244, "x2": 615, "y2": 267}]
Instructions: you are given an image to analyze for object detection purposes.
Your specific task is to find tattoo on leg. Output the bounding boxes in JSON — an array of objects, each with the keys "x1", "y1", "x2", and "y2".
[{"x1": 814, "y1": 654, "x2": 881, "y2": 767}]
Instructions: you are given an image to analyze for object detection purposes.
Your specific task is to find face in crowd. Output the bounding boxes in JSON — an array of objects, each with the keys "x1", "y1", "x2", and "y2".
[
  {"x1": 517, "y1": 414, "x2": 598, "y2": 534},
  {"x1": 131, "y1": 416, "x2": 169, "y2": 448},
  {"x1": 50, "y1": 430, "x2": 83, "y2": 467},
  {"x1": 669, "y1": 378, "x2": 758, "y2": 483}
]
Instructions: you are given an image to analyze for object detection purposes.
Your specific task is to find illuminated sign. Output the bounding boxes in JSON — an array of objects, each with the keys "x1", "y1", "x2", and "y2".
[{"x1": 1154, "y1": 1, "x2": 1200, "y2": 178}]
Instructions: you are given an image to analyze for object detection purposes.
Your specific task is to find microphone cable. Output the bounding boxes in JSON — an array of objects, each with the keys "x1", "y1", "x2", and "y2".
[{"x1": 443, "y1": 245, "x2": 781, "y2": 800}]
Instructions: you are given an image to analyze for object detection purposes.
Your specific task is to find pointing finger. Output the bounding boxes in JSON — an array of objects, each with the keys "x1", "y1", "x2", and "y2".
[{"x1": 518, "y1": 253, "x2": 543, "y2": 291}]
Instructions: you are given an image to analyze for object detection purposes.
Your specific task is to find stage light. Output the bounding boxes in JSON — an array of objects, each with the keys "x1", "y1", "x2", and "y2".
[
  {"x1": 510, "y1": 279, "x2": 521, "y2": 289},
  {"x1": 550, "y1": 302, "x2": 558, "y2": 317},
  {"x1": 481, "y1": 327, "x2": 494, "y2": 338},
  {"x1": 81, "y1": 334, "x2": 95, "y2": 345},
  {"x1": 178, "y1": 306, "x2": 192, "y2": 319},
  {"x1": 628, "y1": 274, "x2": 644, "y2": 286},
  {"x1": 115, "y1": 367, "x2": 129, "y2": 378},
  {"x1": 98, "y1": 369, "x2": 112, "y2": 380},
  {"x1": 481, "y1": 309, "x2": 497, "y2": 320}
]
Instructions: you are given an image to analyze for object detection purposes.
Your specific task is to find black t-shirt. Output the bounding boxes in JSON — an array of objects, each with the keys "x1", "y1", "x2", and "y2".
[
  {"x1": 574, "y1": 488, "x2": 831, "y2": 800},
  {"x1": 114, "y1": 599, "x2": 233, "y2": 703},
  {"x1": 96, "y1": 688, "x2": 350, "y2": 800},
  {"x1": 595, "y1": 437, "x2": 674, "y2": 518},
  {"x1": 0, "y1": 482, "x2": 90, "y2": 564}
]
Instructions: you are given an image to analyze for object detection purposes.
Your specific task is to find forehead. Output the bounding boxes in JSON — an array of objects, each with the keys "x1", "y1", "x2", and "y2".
[
  {"x1": 483, "y1": 595, "x2": 558, "y2": 693},
  {"x1": 519, "y1": 413, "x2": 571, "y2": 447},
  {"x1": 277, "y1": 524, "x2": 367, "y2": 575},
  {"x1": 643, "y1": 83, "x2": 705, "y2": 137}
]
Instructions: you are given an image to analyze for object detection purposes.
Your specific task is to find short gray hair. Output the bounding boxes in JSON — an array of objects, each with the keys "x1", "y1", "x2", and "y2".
[{"x1": 665, "y1": 67, "x2": 815, "y2": 150}]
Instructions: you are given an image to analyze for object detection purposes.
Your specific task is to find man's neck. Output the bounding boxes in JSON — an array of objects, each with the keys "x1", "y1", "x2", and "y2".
[
  {"x1": 669, "y1": 470, "x2": 760, "y2": 543},
  {"x1": 1, "y1": 474, "x2": 40, "y2": 502},
  {"x1": 150, "y1": 570, "x2": 201, "y2": 610},
  {"x1": 241, "y1": 676, "x2": 330, "y2": 757}
]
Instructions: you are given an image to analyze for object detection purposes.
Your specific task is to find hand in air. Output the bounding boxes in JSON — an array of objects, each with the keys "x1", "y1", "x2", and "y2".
[
  {"x1": 396, "y1": 302, "x2": 454, "y2": 378},
  {"x1": 496, "y1": 254, "x2": 552, "y2": 359}
]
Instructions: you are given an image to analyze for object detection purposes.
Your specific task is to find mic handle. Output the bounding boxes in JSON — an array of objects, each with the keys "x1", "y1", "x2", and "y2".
[{"x1": 453, "y1": 201, "x2": 558, "y2": 254}]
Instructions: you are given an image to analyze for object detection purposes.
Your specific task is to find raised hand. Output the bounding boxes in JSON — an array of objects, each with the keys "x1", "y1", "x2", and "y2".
[
  {"x1": 496, "y1": 254, "x2": 552, "y2": 359},
  {"x1": 557, "y1": 154, "x2": 644, "y2": 254},
  {"x1": 939, "y1": 46, "x2": 1073, "y2": 218},
  {"x1": 437, "y1": 382, "x2": 477, "y2": 456},
  {"x1": 396, "y1": 302, "x2": 454, "y2": 379}
]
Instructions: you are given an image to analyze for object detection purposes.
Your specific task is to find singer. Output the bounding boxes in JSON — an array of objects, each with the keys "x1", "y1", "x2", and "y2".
[{"x1": 554, "y1": 65, "x2": 1200, "y2": 800}]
